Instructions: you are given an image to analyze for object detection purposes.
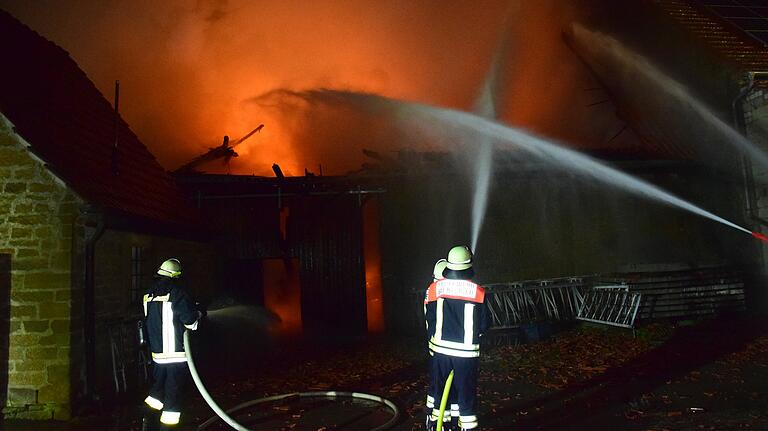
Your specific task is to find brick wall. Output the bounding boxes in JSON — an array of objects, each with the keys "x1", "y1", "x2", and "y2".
[{"x1": 0, "y1": 114, "x2": 83, "y2": 419}]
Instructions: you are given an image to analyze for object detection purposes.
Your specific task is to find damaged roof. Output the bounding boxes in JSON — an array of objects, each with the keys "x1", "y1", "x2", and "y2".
[
  {"x1": 0, "y1": 9, "x2": 199, "y2": 229},
  {"x1": 657, "y1": 0, "x2": 768, "y2": 81}
]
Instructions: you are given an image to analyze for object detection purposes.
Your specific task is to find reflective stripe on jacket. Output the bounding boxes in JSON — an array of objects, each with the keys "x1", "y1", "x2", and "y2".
[
  {"x1": 143, "y1": 278, "x2": 199, "y2": 364},
  {"x1": 425, "y1": 279, "x2": 489, "y2": 358}
]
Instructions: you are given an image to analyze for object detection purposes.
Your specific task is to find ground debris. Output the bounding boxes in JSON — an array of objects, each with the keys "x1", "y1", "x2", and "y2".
[{"x1": 181, "y1": 317, "x2": 768, "y2": 430}]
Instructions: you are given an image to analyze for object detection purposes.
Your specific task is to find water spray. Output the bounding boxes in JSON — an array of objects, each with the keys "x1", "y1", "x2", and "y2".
[
  {"x1": 183, "y1": 329, "x2": 400, "y2": 430},
  {"x1": 409, "y1": 105, "x2": 765, "y2": 243},
  {"x1": 569, "y1": 24, "x2": 768, "y2": 174},
  {"x1": 258, "y1": 88, "x2": 766, "y2": 244},
  {"x1": 565, "y1": 25, "x2": 768, "y2": 243},
  {"x1": 468, "y1": 17, "x2": 510, "y2": 253}
]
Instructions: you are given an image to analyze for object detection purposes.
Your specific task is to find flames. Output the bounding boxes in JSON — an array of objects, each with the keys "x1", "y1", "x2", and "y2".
[
  {"x1": 263, "y1": 258, "x2": 302, "y2": 333},
  {"x1": 364, "y1": 197, "x2": 384, "y2": 332},
  {"x1": 0, "y1": 0, "x2": 616, "y2": 176}
]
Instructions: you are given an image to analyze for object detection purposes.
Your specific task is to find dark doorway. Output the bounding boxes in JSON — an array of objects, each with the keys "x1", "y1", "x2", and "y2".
[
  {"x1": 224, "y1": 258, "x2": 264, "y2": 305},
  {"x1": 290, "y1": 196, "x2": 368, "y2": 335},
  {"x1": 0, "y1": 254, "x2": 10, "y2": 413}
]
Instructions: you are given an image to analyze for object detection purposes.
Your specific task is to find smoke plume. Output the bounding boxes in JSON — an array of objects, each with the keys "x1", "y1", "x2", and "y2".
[{"x1": 0, "y1": 0, "x2": 628, "y2": 175}]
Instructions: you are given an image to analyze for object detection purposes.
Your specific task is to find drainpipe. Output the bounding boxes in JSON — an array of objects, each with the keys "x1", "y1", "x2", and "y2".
[
  {"x1": 82, "y1": 207, "x2": 105, "y2": 401},
  {"x1": 733, "y1": 71, "x2": 768, "y2": 228}
]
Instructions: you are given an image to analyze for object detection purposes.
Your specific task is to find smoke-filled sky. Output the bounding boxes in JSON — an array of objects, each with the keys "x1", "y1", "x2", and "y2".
[{"x1": 0, "y1": 0, "x2": 633, "y2": 175}]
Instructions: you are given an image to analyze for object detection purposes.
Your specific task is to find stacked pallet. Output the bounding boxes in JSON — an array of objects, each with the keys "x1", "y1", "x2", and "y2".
[{"x1": 600, "y1": 268, "x2": 745, "y2": 321}]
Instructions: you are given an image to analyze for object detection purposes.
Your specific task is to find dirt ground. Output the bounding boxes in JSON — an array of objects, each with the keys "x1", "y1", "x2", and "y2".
[{"x1": 4, "y1": 314, "x2": 768, "y2": 431}]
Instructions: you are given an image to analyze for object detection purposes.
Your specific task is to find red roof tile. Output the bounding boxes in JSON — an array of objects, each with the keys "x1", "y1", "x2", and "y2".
[{"x1": 0, "y1": 10, "x2": 200, "y2": 228}]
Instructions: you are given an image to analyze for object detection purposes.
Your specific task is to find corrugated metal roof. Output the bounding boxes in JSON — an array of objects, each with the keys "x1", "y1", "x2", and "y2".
[
  {"x1": 0, "y1": 9, "x2": 200, "y2": 228},
  {"x1": 656, "y1": 0, "x2": 768, "y2": 84}
]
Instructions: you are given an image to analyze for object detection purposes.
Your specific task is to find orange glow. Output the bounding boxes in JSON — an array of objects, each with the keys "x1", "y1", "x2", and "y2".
[
  {"x1": 500, "y1": 2, "x2": 591, "y2": 144},
  {"x1": 0, "y1": 1, "x2": 617, "y2": 175},
  {"x1": 263, "y1": 258, "x2": 302, "y2": 333},
  {"x1": 363, "y1": 197, "x2": 384, "y2": 332}
]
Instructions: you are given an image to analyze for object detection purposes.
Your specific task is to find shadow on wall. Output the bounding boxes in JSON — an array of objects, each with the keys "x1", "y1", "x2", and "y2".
[{"x1": 0, "y1": 254, "x2": 10, "y2": 412}]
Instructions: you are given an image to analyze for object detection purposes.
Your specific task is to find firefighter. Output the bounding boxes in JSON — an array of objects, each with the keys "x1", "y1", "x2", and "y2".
[
  {"x1": 425, "y1": 259, "x2": 448, "y2": 427},
  {"x1": 425, "y1": 258, "x2": 461, "y2": 430},
  {"x1": 425, "y1": 246, "x2": 489, "y2": 430},
  {"x1": 142, "y1": 258, "x2": 202, "y2": 429}
]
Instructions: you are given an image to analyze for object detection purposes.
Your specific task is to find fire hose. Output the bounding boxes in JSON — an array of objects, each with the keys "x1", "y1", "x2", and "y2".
[
  {"x1": 183, "y1": 330, "x2": 401, "y2": 430},
  {"x1": 435, "y1": 370, "x2": 454, "y2": 431}
]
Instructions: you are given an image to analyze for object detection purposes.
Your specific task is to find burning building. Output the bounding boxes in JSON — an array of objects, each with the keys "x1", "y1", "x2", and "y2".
[{"x1": 1, "y1": 0, "x2": 768, "y2": 424}]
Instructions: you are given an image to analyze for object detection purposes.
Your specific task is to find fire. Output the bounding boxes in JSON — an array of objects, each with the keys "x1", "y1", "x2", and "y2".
[
  {"x1": 363, "y1": 197, "x2": 384, "y2": 332},
  {"x1": 0, "y1": 1, "x2": 592, "y2": 176},
  {"x1": 263, "y1": 258, "x2": 302, "y2": 333}
]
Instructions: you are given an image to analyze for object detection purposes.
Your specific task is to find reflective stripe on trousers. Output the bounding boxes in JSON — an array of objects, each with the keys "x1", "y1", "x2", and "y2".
[
  {"x1": 144, "y1": 396, "x2": 163, "y2": 410},
  {"x1": 160, "y1": 411, "x2": 181, "y2": 425},
  {"x1": 460, "y1": 414, "x2": 479, "y2": 429}
]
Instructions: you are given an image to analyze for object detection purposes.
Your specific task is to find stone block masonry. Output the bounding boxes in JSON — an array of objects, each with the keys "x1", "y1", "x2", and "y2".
[{"x1": 0, "y1": 115, "x2": 83, "y2": 420}]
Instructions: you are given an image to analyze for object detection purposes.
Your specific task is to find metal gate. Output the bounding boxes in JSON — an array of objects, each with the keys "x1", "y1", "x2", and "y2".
[
  {"x1": 576, "y1": 285, "x2": 642, "y2": 328},
  {"x1": 484, "y1": 277, "x2": 587, "y2": 328}
]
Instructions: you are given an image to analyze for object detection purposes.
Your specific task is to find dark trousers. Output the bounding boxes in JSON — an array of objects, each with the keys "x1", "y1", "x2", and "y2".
[
  {"x1": 148, "y1": 362, "x2": 189, "y2": 413},
  {"x1": 427, "y1": 352, "x2": 458, "y2": 419},
  {"x1": 430, "y1": 353, "x2": 479, "y2": 428}
]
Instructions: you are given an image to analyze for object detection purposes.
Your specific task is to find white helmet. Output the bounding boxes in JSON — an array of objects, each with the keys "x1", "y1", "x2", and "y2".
[
  {"x1": 157, "y1": 258, "x2": 182, "y2": 278},
  {"x1": 446, "y1": 246, "x2": 472, "y2": 271},
  {"x1": 433, "y1": 259, "x2": 448, "y2": 281}
]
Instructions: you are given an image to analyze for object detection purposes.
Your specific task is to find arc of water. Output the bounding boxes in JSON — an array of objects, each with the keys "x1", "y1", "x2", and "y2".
[
  {"x1": 413, "y1": 104, "x2": 751, "y2": 235},
  {"x1": 469, "y1": 20, "x2": 512, "y2": 252},
  {"x1": 570, "y1": 24, "x2": 768, "y2": 172},
  {"x1": 252, "y1": 88, "x2": 753, "y2": 237}
]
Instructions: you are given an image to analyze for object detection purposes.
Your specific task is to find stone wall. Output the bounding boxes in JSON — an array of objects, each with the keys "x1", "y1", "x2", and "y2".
[{"x1": 0, "y1": 114, "x2": 82, "y2": 419}]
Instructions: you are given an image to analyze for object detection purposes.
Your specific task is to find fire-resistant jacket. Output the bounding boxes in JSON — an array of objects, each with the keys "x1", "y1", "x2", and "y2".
[
  {"x1": 143, "y1": 277, "x2": 200, "y2": 364},
  {"x1": 423, "y1": 278, "x2": 443, "y2": 356},
  {"x1": 424, "y1": 278, "x2": 489, "y2": 358}
]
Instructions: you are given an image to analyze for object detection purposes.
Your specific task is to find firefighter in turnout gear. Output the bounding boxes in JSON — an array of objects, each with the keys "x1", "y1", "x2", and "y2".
[
  {"x1": 425, "y1": 246, "x2": 489, "y2": 431},
  {"x1": 142, "y1": 258, "x2": 201, "y2": 429}
]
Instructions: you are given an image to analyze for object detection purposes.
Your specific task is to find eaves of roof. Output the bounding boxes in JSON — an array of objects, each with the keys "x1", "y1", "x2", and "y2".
[{"x1": 0, "y1": 9, "x2": 202, "y2": 231}]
